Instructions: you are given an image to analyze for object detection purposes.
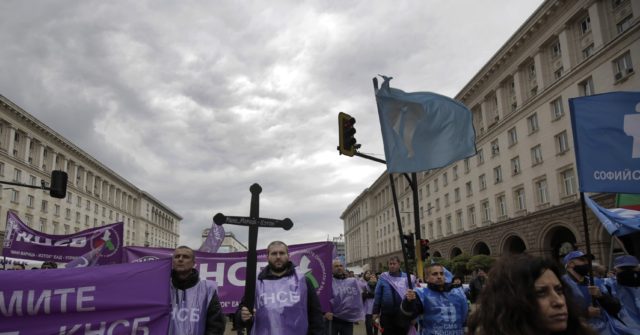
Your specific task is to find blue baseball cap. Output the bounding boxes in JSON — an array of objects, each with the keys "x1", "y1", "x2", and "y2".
[
  {"x1": 613, "y1": 255, "x2": 639, "y2": 268},
  {"x1": 563, "y1": 251, "x2": 593, "y2": 265}
]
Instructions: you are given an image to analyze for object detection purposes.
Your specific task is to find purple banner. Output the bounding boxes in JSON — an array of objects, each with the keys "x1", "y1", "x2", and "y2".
[
  {"x1": 0, "y1": 259, "x2": 171, "y2": 334},
  {"x1": 2, "y1": 211, "x2": 123, "y2": 265},
  {"x1": 125, "y1": 241, "x2": 335, "y2": 313}
]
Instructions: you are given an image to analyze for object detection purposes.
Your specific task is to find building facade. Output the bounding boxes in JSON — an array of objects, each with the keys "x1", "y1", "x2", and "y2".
[
  {"x1": 342, "y1": 0, "x2": 640, "y2": 272},
  {"x1": 201, "y1": 228, "x2": 247, "y2": 252},
  {"x1": 0, "y1": 95, "x2": 181, "y2": 248}
]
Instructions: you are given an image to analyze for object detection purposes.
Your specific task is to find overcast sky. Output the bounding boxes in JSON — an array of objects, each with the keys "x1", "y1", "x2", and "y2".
[{"x1": 0, "y1": 0, "x2": 544, "y2": 250}]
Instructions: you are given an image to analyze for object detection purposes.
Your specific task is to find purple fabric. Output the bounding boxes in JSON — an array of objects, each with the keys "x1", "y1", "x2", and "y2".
[
  {"x1": 0, "y1": 259, "x2": 171, "y2": 334},
  {"x1": 124, "y1": 241, "x2": 335, "y2": 313},
  {"x1": 199, "y1": 223, "x2": 225, "y2": 253},
  {"x1": 331, "y1": 277, "x2": 365, "y2": 322},
  {"x1": 170, "y1": 279, "x2": 217, "y2": 335},
  {"x1": 2, "y1": 212, "x2": 123, "y2": 265},
  {"x1": 252, "y1": 269, "x2": 309, "y2": 334},
  {"x1": 66, "y1": 244, "x2": 106, "y2": 268}
]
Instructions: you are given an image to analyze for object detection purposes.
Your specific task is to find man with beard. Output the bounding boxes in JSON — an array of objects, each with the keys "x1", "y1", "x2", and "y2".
[
  {"x1": 236, "y1": 240, "x2": 324, "y2": 334},
  {"x1": 324, "y1": 259, "x2": 365, "y2": 334},
  {"x1": 561, "y1": 250, "x2": 632, "y2": 334},
  {"x1": 170, "y1": 246, "x2": 226, "y2": 335},
  {"x1": 401, "y1": 263, "x2": 468, "y2": 335},
  {"x1": 604, "y1": 255, "x2": 640, "y2": 329}
]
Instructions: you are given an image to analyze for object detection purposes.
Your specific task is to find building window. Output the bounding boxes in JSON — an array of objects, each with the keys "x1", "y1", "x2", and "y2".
[
  {"x1": 494, "y1": 166, "x2": 503, "y2": 184},
  {"x1": 555, "y1": 131, "x2": 570, "y2": 154},
  {"x1": 40, "y1": 219, "x2": 46, "y2": 233},
  {"x1": 582, "y1": 44, "x2": 594, "y2": 59},
  {"x1": 453, "y1": 165, "x2": 458, "y2": 180},
  {"x1": 55, "y1": 204, "x2": 60, "y2": 216},
  {"x1": 454, "y1": 188, "x2": 460, "y2": 202},
  {"x1": 444, "y1": 193, "x2": 450, "y2": 207},
  {"x1": 434, "y1": 178, "x2": 439, "y2": 192},
  {"x1": 579, "y1": 77, "x2": 594, "y2": 96},
  {"x1": 86, "y1": 199, "x2": 91, "y2": 210},
  {"x1": 613, "y1": 51, "x2": 634, "y2": 81},
  {"x1": 13, "y1": 168, "x2": 22, "y2": 182},
  {"x1": 426, "y1": 184, "x2": 430, "y2": 196},
  {"x1": 466, "y1": 181, "x2": 473, "y2": 197},
  {"x1": 580, "y1": 16, "x2": 591, "y2": 35},
  {"x1": 435, "y1": 199, "x2": 440, "y2": 211},
  {"x1": 76, "y1": 195, "x2": 81, "y2": 208},
  {"x1": 560, "y1": 168, "x2": 577, "y2": 196},
  {"x1": 27, "y1": 195, "x2": 34, "y2": 208},
  {"x1": 527, "y1": 113, "x2": 539, "y2": 133},
  {"x1": 528, "y1": 63, "x2": 536, "y2": 80},
  {"x1": 11, "y1": 189, "x2": 19, "y2": 203},
  {"x1": 443, "y1": 172, "x2": 448, "y2": 186},
  {"x1": 514, "y1": 188, "x2": 526, "y2": 211},
  {"x1": 479, "y1": 174, "x2": 487, "y2": 190},
  {"x1": 0, "y1": 162, "x2": 4, "y2": 176},
  {"x1": 464, "y1": 159, "x2": 470, "y2": 173},
  {"x1": 491, "y1": 139, "x2": 500, "y2": 157},
  {"x1": 41, "y1": 200, "x2": 48, "y2": 213},
  {"x1": 468, "y1": 206, "x2": 476, "y2": 227},
  {"x1": 496, "y1": 195, "x2": 507, "y2": 219},
  {"x1": 481, "y1": 200, "x2": 491, "y2": 224},
  {"x1": 508, "y1": 127, "x2": 518, "y2": 147},
  {"x1": 535, "y1": 178, "x2": 549, "y2": 205},
  {"x1": 551, "y1": 40, "x2": 561, "y2": 58},
  {"x1": 67, "y1": 192, "x2": 73, "y2": 204},
  {"x1": 531, "y1": 145, "x2": 543, "y2": 165},
  {"x1": 66, "y1": 208, "x2": 71, "y2": 219},
  {"x1": 29, "y1": 175, "x2": 37, "y2": 186},
  {"x1": 550, "y1": 97, "x2": 564, "y2": 120},
  {"x1": 445, "y1": 215, "x2": 452, "y2": 234},
  {"x1": 554, "y1": 67, "x2": 564, "y2": 80},
  {"x1": 477, "y1": 149, "x2": 485, "y2": 165},
  {"x1": 511, "y1": 156, "x2": 521, "y2": 175},
  {"x1": 617, "y1": 15, "x2": 632, "y2": 34},
  {"x1": 455, "y1": 211, "x2": 463, "y2": 233}
]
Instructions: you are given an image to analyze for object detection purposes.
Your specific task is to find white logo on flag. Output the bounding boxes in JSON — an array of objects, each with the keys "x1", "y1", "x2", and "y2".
[{"x1": 623, "y1": 103, "x2": 640, "y2": 158}]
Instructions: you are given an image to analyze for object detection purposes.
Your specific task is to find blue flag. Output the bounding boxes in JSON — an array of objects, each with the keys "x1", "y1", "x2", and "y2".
[
  {"x1": 584, "y1": 194, "x2": 640, "y2": 236},
  {"x1": 569, "y1": 92, "x2": 640, "y2": 193},
  {"x1": 375, "y1": 76, "x2": 476, "y2": 173}
]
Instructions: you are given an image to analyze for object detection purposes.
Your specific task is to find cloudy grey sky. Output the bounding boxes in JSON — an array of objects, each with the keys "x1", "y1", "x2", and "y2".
[{"x1": 0, "y1": 0, "x2": 543, "y2": 249}]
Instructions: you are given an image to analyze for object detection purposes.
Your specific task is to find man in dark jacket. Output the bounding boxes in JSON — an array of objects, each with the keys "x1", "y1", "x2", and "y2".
[
  {"x1": 171, "y1": 246, "x2": 226, "y2": 335},
  {"x1": 236, "y1": 240, "x2": 324, "y2": 335}
]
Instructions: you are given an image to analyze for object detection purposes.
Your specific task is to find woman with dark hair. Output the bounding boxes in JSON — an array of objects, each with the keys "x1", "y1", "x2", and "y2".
[{"x1": 467, "y1": 254, "x2": 596, "y2": 335}]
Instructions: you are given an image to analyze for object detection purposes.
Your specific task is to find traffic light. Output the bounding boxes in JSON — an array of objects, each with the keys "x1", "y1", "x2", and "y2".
[
  {"x1": 420, "y1": 239, "x2": 430, "y2": 260},
  {"x1": 402, "y1": 233, "x2": 415, "y2": 261},
  {"x1": 338, "y1": 112, "x2": 360, "y2": 157},
  {"x1": 49, "y1": 170, "x2": 68, "y2": 199}
]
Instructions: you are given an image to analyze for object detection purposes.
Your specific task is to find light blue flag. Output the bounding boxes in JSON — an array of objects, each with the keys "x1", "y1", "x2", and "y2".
[
  {"x1": 584, "y1": 194, "x2": 640, "y2": 236},
  {"x1": 375, "y1": 76, "x2": 476, "y2": 173},
  {"x1": 569, "y1": 92, "x2": 640, "y2": 193}
]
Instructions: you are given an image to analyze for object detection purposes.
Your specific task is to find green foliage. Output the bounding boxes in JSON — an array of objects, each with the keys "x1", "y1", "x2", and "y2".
[
  {"x1": 450, "y1": 253, "x2": 473, "y2": 277},
  {"x1": 427, "y1": 256, "x2": 452, "y2": 270},
  {"x1": 467, "y1": 254, "x2": 495, "y2": 272}
]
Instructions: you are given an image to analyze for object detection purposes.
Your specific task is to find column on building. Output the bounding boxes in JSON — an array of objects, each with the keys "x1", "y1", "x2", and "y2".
[
  {"x1": 495, "y1": 86, "x2": 506, "y2": 120},
  {"x1": 533, "y1": 51, "x2": 545, "y2": 91},
  {"x1": 558, "y1": 28, "x2": 574, "y2": 72},
  {"x1": 512, "y1": 70, "x2": 524, "y2": 109},
  {"x1": 38, "y1": 144, "x2": 45, "y2": 171},
  {"x1": 23, "y1": 135, "x2": 31, "y2": 163},
  {"x1": 7, "y1": 127, "x2": 15, "y2": 156},
  {"x1": 588, "y1": 1, "x2": 605, "y2": 49}
]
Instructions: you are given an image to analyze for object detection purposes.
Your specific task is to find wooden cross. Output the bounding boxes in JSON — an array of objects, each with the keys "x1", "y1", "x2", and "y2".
[{"x1": 213, "y1": 183, "x2": 293, "y2": 313}]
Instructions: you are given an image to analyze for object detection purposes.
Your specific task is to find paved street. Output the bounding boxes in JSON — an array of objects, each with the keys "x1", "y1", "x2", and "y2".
[{"x1": 223, "y1": 320, "x2": 369, "y2": 334}]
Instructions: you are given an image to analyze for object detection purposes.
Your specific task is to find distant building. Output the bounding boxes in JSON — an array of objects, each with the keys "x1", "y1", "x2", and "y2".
[
  {"x1": 0, "y1": 95, "x2": 181, "y2": 248},
  {"x1": 333, "y1": 234, "x2": 345, "y2": 260},
  {"x1": 342, "y1": 0, "x2": 640, "y2": 272}
]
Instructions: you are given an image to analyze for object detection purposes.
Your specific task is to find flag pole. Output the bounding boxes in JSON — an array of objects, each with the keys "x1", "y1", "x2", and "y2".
[
  {"x1": 374, "y1": 76, "x2": 413, "y2": 288},
  {"x1": 579, "y1": 192, "x2": 595, "y2": 287},
  {"x1": 411, "y1": 172, "x2": 424, "y2": 281}
]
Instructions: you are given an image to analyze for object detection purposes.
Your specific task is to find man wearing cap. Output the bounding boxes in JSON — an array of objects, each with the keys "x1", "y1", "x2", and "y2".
[
  {"x1": 561, "y1": 250, "x2": 632, "y2": 334},
  {"x1": 604, "y1": 255, "x2": 640, "y2": 330}
]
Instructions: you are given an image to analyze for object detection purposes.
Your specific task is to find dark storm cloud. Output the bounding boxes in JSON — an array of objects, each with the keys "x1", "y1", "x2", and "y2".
[{"x1": 0, "y1": 0, "x2": 543, "y2": 249}]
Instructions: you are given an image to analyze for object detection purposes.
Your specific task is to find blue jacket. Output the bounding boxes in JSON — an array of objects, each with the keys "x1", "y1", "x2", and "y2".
[{"x1": 372, "y1": 271, "x2": 407, "y2": 315}]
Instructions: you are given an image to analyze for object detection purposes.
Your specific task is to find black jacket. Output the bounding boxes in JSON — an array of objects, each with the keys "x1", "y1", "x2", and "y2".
[
  {"x1": 171, "y1": 269, "x2": 226, "y2": 335},
  {"x1": 235, "y1": 261, "x2": 324, "y2": 335}
]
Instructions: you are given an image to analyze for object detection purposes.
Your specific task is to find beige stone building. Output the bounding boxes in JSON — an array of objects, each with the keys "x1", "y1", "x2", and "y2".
[
  {"x1": 0, "y1": 95, "x2": 181, "y2": 248},
  {"x1": 341, "y1": 0, "x2": 640, "y2": 272}
]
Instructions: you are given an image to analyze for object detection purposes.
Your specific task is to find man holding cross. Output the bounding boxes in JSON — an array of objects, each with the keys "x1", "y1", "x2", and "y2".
[{"x1": 236, "y1": 240, "x2": 324, "y2": 334}]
